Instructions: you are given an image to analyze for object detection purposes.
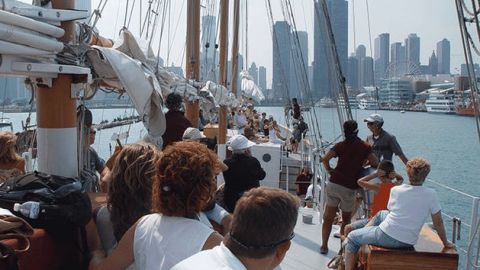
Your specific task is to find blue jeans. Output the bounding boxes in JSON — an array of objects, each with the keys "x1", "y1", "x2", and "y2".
[
  {"x1": 345, "y1": 210, "x2": 413, "y2": 253},
  {"x1": 349, "y1": 218, "x2": 369, "y2": 231}
]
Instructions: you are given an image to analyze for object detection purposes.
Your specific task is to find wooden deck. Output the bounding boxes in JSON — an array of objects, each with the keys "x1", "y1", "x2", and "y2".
[{"x1": 281, "y1": 209, "x2": 341, "y2": 270}]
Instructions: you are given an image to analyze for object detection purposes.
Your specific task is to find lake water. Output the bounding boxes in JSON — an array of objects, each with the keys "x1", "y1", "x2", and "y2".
[{"x1": 1, "y1": 106, "x2": 479, "y2": 266}]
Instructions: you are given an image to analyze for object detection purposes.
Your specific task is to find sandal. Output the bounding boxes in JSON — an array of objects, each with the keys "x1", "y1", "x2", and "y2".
[
  {"x1": 320, "y1": 246, "x2": 329, "y2": 254},
  {"x1": 327, "y1": 254, "x2": 343, "y2": 269}
]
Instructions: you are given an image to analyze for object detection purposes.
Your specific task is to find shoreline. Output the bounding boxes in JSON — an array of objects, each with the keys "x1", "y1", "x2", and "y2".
[{"x1": 0, "y1": 104, "x2": 134, "y2": 113}]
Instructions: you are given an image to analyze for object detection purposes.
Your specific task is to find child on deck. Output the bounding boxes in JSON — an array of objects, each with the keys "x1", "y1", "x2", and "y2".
[
  {"x1": 344, "y1": 160, "x2": 403, "y2": 237},
  {"x1": 359, "y1": 160, "x2": 403, "y2": 217}
]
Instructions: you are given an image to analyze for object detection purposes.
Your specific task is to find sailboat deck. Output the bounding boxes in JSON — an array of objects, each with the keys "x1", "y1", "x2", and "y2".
[{"x1": 281, "y1": 211, "x2": 341, "y2": 270}]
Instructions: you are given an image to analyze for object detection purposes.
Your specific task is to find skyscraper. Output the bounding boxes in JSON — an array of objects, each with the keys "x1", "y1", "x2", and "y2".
[
  {"x1": 272, "y1": 21, "x2": 291, "y2": 101},
  {"x1": 0, "y1": 77, "x2": 25, "y2": 102},
  {"x1": 361, "y1": 57, "x2": 374, "y2": 87},
  {"x1": 291, "y1": 31, "x2": 308, "y2": 99},
  {"x1": 347, "y1": 56, "x2": 359, "y2": 90},
  {"x1": 355, "y1": 44, "x2": 366, "y2": 60},
  {"x1": 355, "y1": 44, "x2": 367, "y2": 88},
  {"x1": 390, "y1": 42, "x2": 406, "y2": 77},
  {"x1": 258, "y1": 66, "x2": 267, "y2": 90},
  {"x1": 437, "y1": 38, "x2": 450, "y2": 74},
  {"x1": 313, "y1": 0, "x2": 348, "y2": 98},
  {"x1": 248, "y1": 62, "x2": 258, "y2": 85},
  {"x1": 406, "y1": 33, "x2": 420, "y2": 68},
  {"x1": 374, "y1": 33, "x2": 390, "y2": 85},
  {"x1": 429, "y1": 51, "x2": 438, "y2": 75}
]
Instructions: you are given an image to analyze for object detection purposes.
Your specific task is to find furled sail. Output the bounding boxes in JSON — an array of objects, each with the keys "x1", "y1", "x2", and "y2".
[
  {"x1": 87, "y1": 30, "x2": 166, "y2": 147},
  {"x1": 240, "y1": 70, "x2": 265, "y2": 103}
]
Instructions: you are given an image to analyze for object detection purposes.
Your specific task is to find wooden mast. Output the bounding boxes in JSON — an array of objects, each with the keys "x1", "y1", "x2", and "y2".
[
  {"x1": 185, "y1": 0, "x2": 201, "y2": 127},
  {"x1": 36, "y1": 0, "x2": 78, "y2": 177},
  {"x1": 218, "y1": 0, "x2": 229, "y2": 145},
  {"x1": 230, "y1": 0, "x2": 241, "y2": 97}
]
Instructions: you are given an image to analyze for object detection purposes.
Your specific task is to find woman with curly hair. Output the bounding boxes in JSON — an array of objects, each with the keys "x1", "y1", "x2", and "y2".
[
  {"x1": 90, "y1": 141, "x2": 223, "y2": 270},
  {"x1": 94, "y1": 143, "x2": 159, "y2": 255},
  {"x1": 0, "y1": 131, "x2": 25, "y2": 182}
]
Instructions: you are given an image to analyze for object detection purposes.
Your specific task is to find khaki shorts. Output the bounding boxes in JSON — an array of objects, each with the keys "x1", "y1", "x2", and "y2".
[{"x1": 325, "y1": 182, "x2": 356, "y2": 212}]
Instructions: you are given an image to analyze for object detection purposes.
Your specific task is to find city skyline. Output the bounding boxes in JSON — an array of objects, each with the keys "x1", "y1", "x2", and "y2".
[{"x1": 81, "y1": 0, "x2": 468, "y2": 88}]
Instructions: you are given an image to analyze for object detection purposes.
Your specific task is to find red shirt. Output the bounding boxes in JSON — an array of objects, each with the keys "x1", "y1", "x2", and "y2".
[{"x1": 330, "y1": 138, "x2": 372, "y2": 189}]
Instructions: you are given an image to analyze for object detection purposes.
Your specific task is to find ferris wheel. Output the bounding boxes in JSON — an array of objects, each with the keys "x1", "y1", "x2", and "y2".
[{"x1": 385, "y1": 61, "x2": 422, "y2": 79}]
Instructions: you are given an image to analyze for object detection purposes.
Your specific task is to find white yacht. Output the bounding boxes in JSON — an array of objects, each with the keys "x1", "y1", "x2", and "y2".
[
  {"x1": 425, "y1": 88, "x2": 456, "y2": 114},
  {"x1": 338, "y1": 97, "x2": 359, "y2": 109},
  {"x1": 316, "y1": 97, "x2": 337, "y2": 108},
  {"x1": 358, "y1": 98, "x2": 379, "y2": 110}
]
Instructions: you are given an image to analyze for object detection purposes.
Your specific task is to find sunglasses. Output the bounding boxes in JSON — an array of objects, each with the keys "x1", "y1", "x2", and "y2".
[{"x1": 229, "y1": 231, "x2": 295, "y2": 250}]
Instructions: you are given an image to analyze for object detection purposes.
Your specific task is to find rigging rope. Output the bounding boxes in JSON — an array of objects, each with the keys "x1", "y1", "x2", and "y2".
[
  {"x1": 126, "y1": 0, "x2": 137, "y2": 29},
  {"x1": 264, "y1": 0, "x2": 294, "y2": 110},
  {"x1": 123, "y1": 0, "x2": 130, "y2": 28},
  {"x1": 314, "y1": 0, "x2": 352, "y2": 122},
  {"x1": 456, "y1": 0, "x2": 480, "y2": 143},
  {"x1": 88, "y1": 0, "x2": 109, "y2": 29},
  {"x1": 166, "y1": 0, "x2": 186, "y2": 66}
]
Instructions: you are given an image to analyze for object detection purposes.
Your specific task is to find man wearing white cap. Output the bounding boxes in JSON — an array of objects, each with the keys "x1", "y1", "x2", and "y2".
[
  {"x1": 223, "y1": 135, "x2": 266, "y2": 213},
  {"x1": 364, "y1": 113, "x2": 408, "y2": 165}
]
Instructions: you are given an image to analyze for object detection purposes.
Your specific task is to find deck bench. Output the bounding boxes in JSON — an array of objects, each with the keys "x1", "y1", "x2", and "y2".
[{"x1": 359, "y1": 224, "x2": 458, "y2": 270}]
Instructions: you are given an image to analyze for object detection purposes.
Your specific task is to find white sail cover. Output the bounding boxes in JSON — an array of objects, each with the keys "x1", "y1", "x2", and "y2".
[
  {"x1": 240, "y1": 70, "x2": 265, "y2": 103},
  {"x1": 89, "y1": 30, "x2": 166, "y2": 147},
  {"x1": 200, "y1": 81, "x2": 239, "y2": 107}
]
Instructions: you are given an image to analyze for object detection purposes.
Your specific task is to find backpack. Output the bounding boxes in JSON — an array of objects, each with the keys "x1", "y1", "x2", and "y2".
[{"x1": 0, "y1": 171, "x2": 92, "y2": 229}]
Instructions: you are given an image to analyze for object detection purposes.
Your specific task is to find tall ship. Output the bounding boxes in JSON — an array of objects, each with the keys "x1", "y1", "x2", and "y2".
[{"x1": 425, "y1": 88, "x2": 456, "y2": 114}]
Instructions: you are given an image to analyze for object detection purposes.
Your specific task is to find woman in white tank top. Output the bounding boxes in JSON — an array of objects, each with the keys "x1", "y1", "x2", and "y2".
[{"x1": 89, "y1": 141, "x2": 224, "y2": 270}]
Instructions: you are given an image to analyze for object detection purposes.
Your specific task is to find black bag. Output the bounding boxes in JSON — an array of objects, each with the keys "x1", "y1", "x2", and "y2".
[{"x1": 0, "y1": 171, "x2": 92, "y2": 228}]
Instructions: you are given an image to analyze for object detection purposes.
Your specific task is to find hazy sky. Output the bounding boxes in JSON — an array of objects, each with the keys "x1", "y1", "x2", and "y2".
[{"x1": 21, "y1": 0, "x2": 473, "y2": 86}]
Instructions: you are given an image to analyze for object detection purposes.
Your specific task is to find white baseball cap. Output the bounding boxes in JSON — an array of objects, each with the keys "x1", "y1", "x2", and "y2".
[
  {"x1": 227, "y1": 135, "x2": 256, "y2": 151},
  {"x1": 364, "y1": 113, "x2": 383, "y2": 123},
  {"x1": 182, "y1": 127, "x2": 206, "y2": 141}
]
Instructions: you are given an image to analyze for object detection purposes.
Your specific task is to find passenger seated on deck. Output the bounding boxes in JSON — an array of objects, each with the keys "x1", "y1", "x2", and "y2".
[
  {"x1": 343, "y1": 160, "x2": 403, "y2": 237},
  {"x1": 89, "y1": 141, "x2": 224, "y2": 270},
  {"x1": 172, "y1": 187, "x2": 300, "y2": 270},
  {"x1": 343, "y1": 157, "x2": 455, "y2": 270},
  {"x1": 94, "y1": 143, "x2": 160, "y2": 255},
  {"x1": 0, "y1": 131, "x2": 25, "y2": 182},
  {"x1": 268, "y1": 121, "x2": 286, "y2": 144},
  {"x1": 94, "y1": 142, "x2": 231, "y2": 255}
]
